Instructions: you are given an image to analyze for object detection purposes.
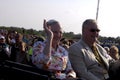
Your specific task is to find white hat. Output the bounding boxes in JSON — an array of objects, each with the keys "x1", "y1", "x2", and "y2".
[{"x1": 0, "y1": 35, "x2": 5, "y2": 39}]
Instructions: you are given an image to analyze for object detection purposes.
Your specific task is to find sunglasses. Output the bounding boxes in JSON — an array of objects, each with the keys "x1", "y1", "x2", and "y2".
[{"x1": 90, "y1": 29, "x2": 100, "y2": 32}]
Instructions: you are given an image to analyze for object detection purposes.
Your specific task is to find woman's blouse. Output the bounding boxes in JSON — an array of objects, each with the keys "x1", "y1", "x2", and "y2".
[{"x1": 32, "y1": 41, "x2": 73, "y2": 71}]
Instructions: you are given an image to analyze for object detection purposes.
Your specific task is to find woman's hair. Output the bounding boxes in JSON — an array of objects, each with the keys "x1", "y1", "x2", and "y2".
[{"x1": 46, "y1": 19, "x2": 59, "y2": 26}]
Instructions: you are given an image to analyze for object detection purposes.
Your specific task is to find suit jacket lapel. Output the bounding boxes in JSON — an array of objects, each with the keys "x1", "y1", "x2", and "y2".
[{"x1": 80, "y1": 40, "x2": 98, "y2": 62}]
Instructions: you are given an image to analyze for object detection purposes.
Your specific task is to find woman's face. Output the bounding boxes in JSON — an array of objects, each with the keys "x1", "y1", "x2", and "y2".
[{"x1": 51, "y1": 23, "x2": 63, "y2": 42}]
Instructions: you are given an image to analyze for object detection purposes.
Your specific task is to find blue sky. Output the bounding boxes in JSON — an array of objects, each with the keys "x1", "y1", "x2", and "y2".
[{"x1": 0, "y1": 0, "x2": 120, "y2": 37}]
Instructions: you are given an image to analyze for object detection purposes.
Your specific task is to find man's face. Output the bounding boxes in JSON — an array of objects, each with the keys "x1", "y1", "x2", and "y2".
[{"x1": 83, "y1": 24, "x2": 100, "y2": 44}]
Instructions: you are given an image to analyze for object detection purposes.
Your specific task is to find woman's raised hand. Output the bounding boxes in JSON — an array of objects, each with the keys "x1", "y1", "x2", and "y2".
[{"x1": 43, "y1": 19, "x2": 53, "y2": 39}]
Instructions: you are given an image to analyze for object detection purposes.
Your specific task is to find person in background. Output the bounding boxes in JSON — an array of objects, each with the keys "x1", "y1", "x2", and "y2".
[
  {"x1": 32, "y1": 19, "x2": 76, "y2": 79},
  {"x1": 10, "y1": 33, "x2": 28, "y2": 64},
  {"x1": 108, "y1": 58, "x2": 120, "y2": 80},
  {"x1": 6, "y1": 30, "x2": 17, "y2": 45},
  {"x1": 60, "y1": 38, "x2": 70, "y2": 50},
  {"x1": 0, "y1": 35, "x2": 10, "y2": 61},
  {"x1": 109, "y1": 45, "x2": 120, "y2": 60},
  {"x1": 68, "y1": 19, "x2": 114, "y2": 80}
]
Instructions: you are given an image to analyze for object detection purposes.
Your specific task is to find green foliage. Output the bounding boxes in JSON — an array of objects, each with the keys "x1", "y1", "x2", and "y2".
[
  {"x1": 1, "y1": 26, "x2": 120, "y2": 45},
  {"x1": 0, "y1": 26, "x2": 43, "y2": 37}
]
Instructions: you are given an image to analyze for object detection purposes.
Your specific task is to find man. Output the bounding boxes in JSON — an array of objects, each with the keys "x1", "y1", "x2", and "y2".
[
  {"x1": 10, "y1": 33, "x2": 28, "y2": 64},
  {"x1": 68, "y1": 19, "x2": 114, "y2": 80}
]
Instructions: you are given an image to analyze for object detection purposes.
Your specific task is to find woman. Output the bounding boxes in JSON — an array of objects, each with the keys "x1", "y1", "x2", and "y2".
[{"x1": 32, "y1": 19, "x2": 76, "y2": 79}]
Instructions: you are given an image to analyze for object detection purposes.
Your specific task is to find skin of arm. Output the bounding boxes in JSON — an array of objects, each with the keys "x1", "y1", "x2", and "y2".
[{"x1": 43, "y1": 19, "x2": 53, "y2": 65}]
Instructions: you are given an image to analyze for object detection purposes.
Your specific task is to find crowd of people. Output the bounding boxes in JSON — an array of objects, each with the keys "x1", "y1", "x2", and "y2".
[{"x1": 0, "y1": 19, "x2": 120, "y2": 80}]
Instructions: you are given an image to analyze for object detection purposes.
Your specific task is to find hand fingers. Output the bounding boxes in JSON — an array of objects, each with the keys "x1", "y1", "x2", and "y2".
[
  {"x1": 43, "y1": 19, "x2": 51, "y2": 31},
  {"x1": 43, "y1": 19, "x2": 47, "y2": 29}
]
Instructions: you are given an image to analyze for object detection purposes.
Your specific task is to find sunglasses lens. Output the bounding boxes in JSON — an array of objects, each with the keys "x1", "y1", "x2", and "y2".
[{"x1": 90, "y1": 29, "x2": 100, "y2": 32}]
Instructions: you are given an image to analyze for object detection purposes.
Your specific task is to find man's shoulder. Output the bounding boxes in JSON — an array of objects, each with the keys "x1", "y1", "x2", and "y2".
[
  {"x1": 69, "y1": 40, "x2": 84, "y2": 52},
  {"x1": 70, "y1": 39, "x2": 86, "y2": 47},
  {"x1": 70, "y1": 41, "x2": 80, "y2": 47}
]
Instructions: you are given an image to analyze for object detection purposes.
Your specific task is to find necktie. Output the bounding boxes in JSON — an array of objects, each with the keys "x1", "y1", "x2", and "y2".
[{"x1": 92, "y1": 46, "x2": 106, "y2": 69}]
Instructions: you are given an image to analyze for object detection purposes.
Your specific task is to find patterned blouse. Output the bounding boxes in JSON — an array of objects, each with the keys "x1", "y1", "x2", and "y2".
[{"x1": 31, "y1": 41, "x2": 73, "y2": 72}]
